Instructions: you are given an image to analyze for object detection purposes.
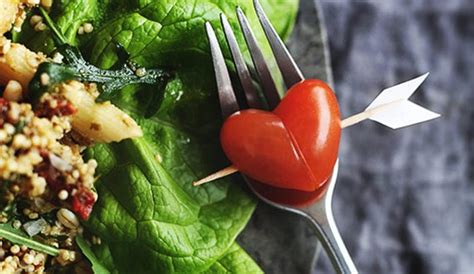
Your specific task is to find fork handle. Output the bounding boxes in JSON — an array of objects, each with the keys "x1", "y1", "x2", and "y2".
[{"x1": 305, "y1": 211, "x2": 358, "y2": 274}]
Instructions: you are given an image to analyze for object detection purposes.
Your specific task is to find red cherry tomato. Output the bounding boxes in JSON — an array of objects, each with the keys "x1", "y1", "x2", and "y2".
[
  {"x1": 221, "y1": 109, "x2": 316, "y2": 190},
  {"x1": 220, "y1": 79, "x2": 341, "y2": 193},
  {"x1": 273, "y1": 79, "x2": 341, "y2": 190}
]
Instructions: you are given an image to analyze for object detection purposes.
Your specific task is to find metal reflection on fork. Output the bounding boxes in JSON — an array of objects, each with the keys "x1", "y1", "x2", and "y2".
[{"x1": 205, "y1": 1, "x2": 358, "y2": 273}]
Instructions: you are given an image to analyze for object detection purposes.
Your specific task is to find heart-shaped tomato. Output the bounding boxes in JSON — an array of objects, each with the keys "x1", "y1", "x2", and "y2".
[{"x1": 220, "y1": 79, "x2": 341, "y2": 192}]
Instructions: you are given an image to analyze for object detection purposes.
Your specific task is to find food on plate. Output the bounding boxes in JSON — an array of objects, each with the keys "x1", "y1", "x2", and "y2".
[
  {"x1": 0, "y1": 0, "x2": 22, "y2": 36},
  {"x1": 0, "y1": 9, "x2": 148, "y2": 273},
  {"x1": 0, "y1": 85, "x2": 98, "y2": 271},
  {"x1": 0, "y1": 0, "x2": 300, "y2": 273},
  {"x1": 60, "y1": 81, "x2": 142, "y2": 143},
  {"x1": 221, "y1": 80, "x2": 341, "y2": 192},
  {"x1": 0, "y1": 39, "x2": 45, "y2": 89}
]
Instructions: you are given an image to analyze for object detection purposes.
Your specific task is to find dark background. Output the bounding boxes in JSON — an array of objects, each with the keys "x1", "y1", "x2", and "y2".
[{"x1": 317, "y1": 0, "x2": 474, "y2": 273}]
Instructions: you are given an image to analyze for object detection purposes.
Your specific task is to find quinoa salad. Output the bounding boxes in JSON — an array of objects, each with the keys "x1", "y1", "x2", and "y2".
[{"x1": 1, "y1": 1, "x2": 144, "y2": 272}]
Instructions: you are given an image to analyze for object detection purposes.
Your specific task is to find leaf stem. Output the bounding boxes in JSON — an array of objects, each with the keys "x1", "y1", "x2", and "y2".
[
  {"x1": 38, "y1": 7, "x2": 67, "y2": 45},
  {"x1": 0, "y1": 224, "x2": 59, "y2": 256}
]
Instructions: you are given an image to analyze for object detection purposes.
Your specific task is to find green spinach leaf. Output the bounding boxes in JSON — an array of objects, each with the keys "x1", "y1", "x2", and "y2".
[
  {"x1": 84, "y1": 1, "x2": 298, "y2": 272},
  {"x1": 14, "y1": 0, "x2": 99, "y2": 51},
  {"x1": 76, "y1": 236, "x2": 111, "y2": 274},
  {"x1": 86, "y1": 138, "x2": 258, "y2": 273},
  {"x1": 28, "y1": 8, "x2": 171, "y2": 113},
  {"x1": 201, "y1": 243, "x2": 264, "y2": 274},
  {"x1": 19, "y1": 0, "x2": 299, "y2": 273}
]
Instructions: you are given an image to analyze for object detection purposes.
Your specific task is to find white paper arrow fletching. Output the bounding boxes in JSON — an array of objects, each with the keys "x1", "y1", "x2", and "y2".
[
  {"x1": 364, "y1": 73, "x2": 441, "y2": 129},
  {"x1": 369, "y1": 100, "x2": 441, "y2": 129},
  {"x1": 366, "y1": 73, "x2": 429, "y2": 110}
]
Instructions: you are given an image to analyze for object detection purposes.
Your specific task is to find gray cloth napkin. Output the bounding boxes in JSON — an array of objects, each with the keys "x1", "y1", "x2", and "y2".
[{"x1": 317, "y1": 0, "x2": 474, "y2": 273}]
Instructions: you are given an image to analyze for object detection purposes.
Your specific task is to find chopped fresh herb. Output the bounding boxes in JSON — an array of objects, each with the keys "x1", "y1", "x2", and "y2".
[
  {"x1": 0, "y1": 222, "x2": 59, "y2": 256},
  {"x1": 28, "y1": 8, "x2": 172, "y2": 117},
  {"x1": 40, "y1": 208, "x2": 59, "y2": 226},
  {"x1": 1, "y1": 201, "x2": 16, "y2": 219},
  {"x1": 0, "y1": 179, "x2": 15, "y2": 212},
  {"x1": 14, "y1": 119, "x2": 27, "y2": 133}
]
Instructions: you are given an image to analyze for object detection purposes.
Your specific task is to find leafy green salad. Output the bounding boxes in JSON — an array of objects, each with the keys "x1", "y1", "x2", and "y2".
[{"x1": 0, "y1": 0, "x2": 299, "y2": 272}]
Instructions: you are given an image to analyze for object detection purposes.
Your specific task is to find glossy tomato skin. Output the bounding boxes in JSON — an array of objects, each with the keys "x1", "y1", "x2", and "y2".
[
  {"x1": 220, "y1": 79, "x2": 341, "y2": 193},
  {"x1": 220, "y1": 109, "x2": 316, "y2": 191},
  {"x1": 273, "y1": 79, "x2": 341, "y2": 190}
]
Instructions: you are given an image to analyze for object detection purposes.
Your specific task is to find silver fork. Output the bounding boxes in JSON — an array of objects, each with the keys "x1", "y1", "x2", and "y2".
[{"x1": 205, "y1": 1, "x2": 357, "y2": 273}]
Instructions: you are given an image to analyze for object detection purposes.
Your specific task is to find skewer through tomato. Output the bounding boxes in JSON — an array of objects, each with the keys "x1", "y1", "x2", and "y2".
[{"x1": 220, "y1": 79, "x2": 341, "y2": 193}]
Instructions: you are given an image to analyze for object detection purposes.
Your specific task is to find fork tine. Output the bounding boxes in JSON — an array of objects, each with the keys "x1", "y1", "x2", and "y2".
[
  {"x1": 221, "y1": 14, "x2": 263, "y2": 109},
  {"x1": 236, "y1": 7, "x2": 280, "y2": 110},
  {"x1": 253, "y1": 0, "x2": 304, "y2": 88},
  {"x1": 205, "y1": 22, "x2": 240, "y2": 119}
]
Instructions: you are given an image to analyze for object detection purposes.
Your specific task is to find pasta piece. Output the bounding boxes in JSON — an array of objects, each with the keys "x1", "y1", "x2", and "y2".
[
  {"x1": 0, "y1": 39, "x2": 46, "y2": 89},
  {"x1": 0, "y1": 0, "x2": 20, "y2": 36},
  {"x1": 60, "y1": 81, "x2": 143, "y2": 143}
]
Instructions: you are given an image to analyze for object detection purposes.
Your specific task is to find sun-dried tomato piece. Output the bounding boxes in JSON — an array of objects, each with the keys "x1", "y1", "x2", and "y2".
[
  {"x1": 72, "y1": 188, "x2": 96, "y2": 220},
  {"x1": 56, "y1": 99, "x2": 77, "y2": 116},
  {"x1": 34, "y1": 151, "x2": 67, "y2": 193},
  {"x1": 0, "y1": 98, "x2": 8, "y2": 107},
  {"x1": 35, "y1": 98, "x2": 76, "y2": 118}
]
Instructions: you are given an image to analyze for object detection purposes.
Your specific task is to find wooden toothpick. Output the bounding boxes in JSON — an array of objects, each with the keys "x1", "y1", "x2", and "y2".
[
  {"x1": 193, "y1": 165, "x2": 239, "y2": 186},
  {"x1": 193, "y1": 73, "x2": 440, "y2": 186},
  {"x1": 192, "y1": 114, "x2": 366, "y2": 186}
]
